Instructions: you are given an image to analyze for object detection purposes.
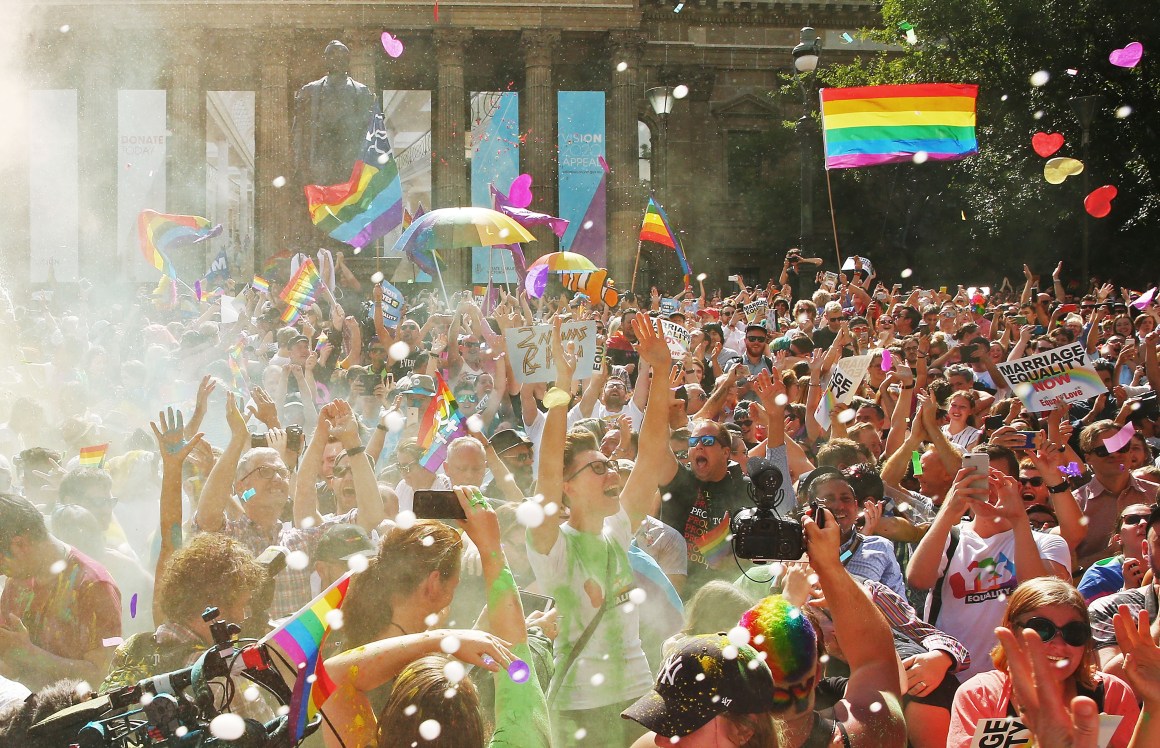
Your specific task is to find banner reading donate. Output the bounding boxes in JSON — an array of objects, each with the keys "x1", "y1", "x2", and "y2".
[
  {"x1": 995, "y1": 341, "x2": 1107, "y2": 412},
  {"x1": 558, "y1": 91, "x2": 607, "y2": 267}
]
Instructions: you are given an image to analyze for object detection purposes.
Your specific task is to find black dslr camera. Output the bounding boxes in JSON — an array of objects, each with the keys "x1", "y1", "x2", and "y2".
[
  {"x1": 731, "y1": 457, "x2": 824, "y2": 564},
  {"x1": 251, "y1": 424, "x2": 304, "y2": 452}
]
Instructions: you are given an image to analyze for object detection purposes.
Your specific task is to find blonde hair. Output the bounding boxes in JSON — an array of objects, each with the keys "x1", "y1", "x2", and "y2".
[{"x1": 990, "y1": 577, "x2": 1097, "y2": 690}]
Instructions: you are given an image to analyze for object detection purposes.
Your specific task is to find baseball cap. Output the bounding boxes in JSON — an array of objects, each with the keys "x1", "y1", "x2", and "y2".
[
  {"x1": 288, "y1": 334, "x2": 309, "y2": 347},
  {"x1": 315, "y1": 524, "x2": 375, "y2": 563},
  {"x1": 395, "y1": 374, "x2": 437, "y2": 397},
  {"x1": 746, "y1": 323, "x2": 769, "y2": 335},
  {"x1": 491, "y1": 429, "x2": 532, "y2": 455},
  {"x1": 621, "y1": 633, "x2": 775, "y2": 738}
]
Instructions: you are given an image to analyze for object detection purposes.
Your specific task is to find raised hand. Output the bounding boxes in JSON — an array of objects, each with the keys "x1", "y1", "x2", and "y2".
[
  {"x1": 632, "y1": 314, "x2": 672, "y2": 370},
  {"x1": 324, "y1": 399, "x2": 361, "y2": 447},
  {"x1": 226, "y1": 392, "x2": 249, "y2": 442},
  {"x1": 550, "y1": 315, "x2": 577, "y2": 389},
  {"x1": 248, "y1": 387, "x2": 279, "y2": 428},
  {"x1": 151, "y1": 407, "x2": 204, "y2": 466}
]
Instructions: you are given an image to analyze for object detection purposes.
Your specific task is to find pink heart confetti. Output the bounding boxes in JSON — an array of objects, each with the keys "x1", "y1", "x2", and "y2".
[
  {"x1": 1109, "y1": 42, "x2": 1143, "y2": 69},
  {"x1": 1102, "y1": 421, "x2": 1135, "y2": 453},
  {"x1": 508, "y1": 174, "x2": 533, "y2": 208},
  {"x1": 881, "y1": 349, "x2": 893, "y2": 371},
  {"x1": 380, "y1": 31, "x2": 405, "y2": 58},
  {"x1": 1133, "y1": 288, "x2": 1157, "y2": 310}
]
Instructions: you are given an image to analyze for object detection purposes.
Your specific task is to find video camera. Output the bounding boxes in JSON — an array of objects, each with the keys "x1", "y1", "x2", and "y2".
[
  {"x1": 730, "y1": 457, "x2": 825, "y2": 564},
  {"x1": 29, "y1": 607, "x2": 314, "y2": 748}
]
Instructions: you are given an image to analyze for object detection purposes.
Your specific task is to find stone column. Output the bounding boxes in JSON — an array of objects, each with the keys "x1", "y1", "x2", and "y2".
[
  {"x1": 168, "y1": 31, "x2": 207, "y2": 279},
  {"x1": 520, "y1": 30, "x2": 560, "y2": 257},
  {"x1": 607, "y1": 31, "x2": 644, "y2": 292},
  {"x1": 433, "y1": 29, "x2": 471, "y2": 288},
  {"x1": 256, "y1": 40, "x2": 292, "y2": 267},
  {"x1": 77, "y1": 39, "x2": 119, "y2": 284},
  {"x1": 345, "y1": 32, "x2": 378, "y2": 96}
]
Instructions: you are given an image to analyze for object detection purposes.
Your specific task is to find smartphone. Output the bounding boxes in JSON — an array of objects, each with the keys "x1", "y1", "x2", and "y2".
[
  {"x1": 984, "y1": 415, "x2": 1005, "y2": 432},
  {"x1": 1014, "y1": 431, "x2": 1038, "y2": 450},
  {"x1": 413, "y1": 490, "x2": 467, "y2": 520},
  {"x1": 1013, "y1": 315, "x2": 1028, "y2": 325},
  {"x1": 1059, "y1": 303, "x2": 1078, "y2": 314},
  {"x1": 808, "y1": 500, "x2": 827, "y2": 529},
  {"x1": 962, "y1": 453, "x2": 990, "y2": 491},
  {"x1": 939, "y1": 286, "x2": 948, "y2": 294},
  {"x1": 519, "y1": 590, "x2": 556, "y2": 614},
  {"x1": 959, "y1": 343, "x2": 977, "y2": 362}
]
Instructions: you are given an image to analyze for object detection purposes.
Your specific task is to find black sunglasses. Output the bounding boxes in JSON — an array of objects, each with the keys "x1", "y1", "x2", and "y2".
[
  {"x1": 747, "y1": 335, "x2": 767, "y2": 343},
  {"x1": 1016, "y1": 617, "x2": 1091, "y2": 647},
  {"x1": 1121, "y1": 513, "x2": 1152, "y2": 527},
  {"x1": 1091, "y1": 442, "x2": 1131, "y2": 458},
  {"x1": 1019, "y1": 476, "x2": 1044, "y2": 487}
]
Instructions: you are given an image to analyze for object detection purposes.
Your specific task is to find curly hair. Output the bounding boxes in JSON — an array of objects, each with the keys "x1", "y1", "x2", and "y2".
[
  {"x1": 158, "y1": 533, "x2": 265, "y2": 623},
  {"x1": 342, "y1": 521, "x2": 463, "y2": 650}
]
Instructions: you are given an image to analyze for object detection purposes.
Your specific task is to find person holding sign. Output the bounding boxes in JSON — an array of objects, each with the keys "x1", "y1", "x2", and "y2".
[{"x1": 947, "y1": 577, "x2": 1140, "y2": 748}]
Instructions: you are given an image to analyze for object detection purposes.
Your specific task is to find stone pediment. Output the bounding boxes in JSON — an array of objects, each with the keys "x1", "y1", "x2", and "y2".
[{"x1": 711, "y1": 93, "x2": 778, "y2": 120}]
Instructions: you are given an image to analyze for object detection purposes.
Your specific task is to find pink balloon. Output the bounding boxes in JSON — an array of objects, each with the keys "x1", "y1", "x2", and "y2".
[
  {"x1": 1109, "y1": 42, "x2": 1143, "y2": 68},
  {"x1": 508, "y1": 174, "x2": 534, "y2": 209},
  {"x1": 380, "y1": 31, "x2": 405, "y2": 58}
]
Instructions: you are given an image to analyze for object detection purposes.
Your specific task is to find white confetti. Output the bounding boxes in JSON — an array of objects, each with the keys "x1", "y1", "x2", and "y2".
[
  {"x1": 286, "y1": 550, "x2": 309, "y2": 570},
  {"x1": 396, "y1": 509, "x2": 417, "y2": 530},
  {"x1": 1055, "y1": 658, "x2": 1071, "y2": 669},
  {"x1": 516, "y1": 500, "x2": 545, "y2": 528},
  {"x1": 444, "y1": 687, "x2": 457, "y2": 698},
  {"x1": 622, "y1": 602, "x2": 635, "y2": 614},
  {"x1": 912, "y1": 150, "x2": 929, "y2": 164},
  {"x1": 405, "y1": 704, "x2": 418, "y2": 716},
  {"x1": 443, "y1": 660, "x2": 466, "y2": 683},
  {"x1": 838, "y1": 409, "x2": 857, "y2": 424},
  {"x1": 422, "y1": 534, "x2": 435, "y2": 546},
  {"x1": 753, "y1": 634, "x2": 766, "y2": 645},
  {"x1": 901, "y1": 268, "x2": 913, "y2": 278},
  {"x1": 727, "y1": 626, "x2": 751, "y2": 647},
  {"x1": 467, "y1": 414, "x2": 485, "y2": 432},
  {"x1": 662, "y1": 492, "x2": 673, "y2": 502},
  {"x1": 628, "y1": 587, "x2": 647, "y2": 605},
  {"x1": 1079, "y1": 516, "x2": 1090, "y2": 527},
  {"x1": 244, "y1": 686, "x2": 261, "y2": 702},
  {"x1": 385, "y1": 410, "x2": 406, "y2": 432},
  {"x1": 696, "y1": 273, "x2": 707, "y2": 282},
  {"x1": 60, "y1": 24, "x2": 70, "y2": 33},
  {"x1": 775, "y1": 393, "x2": 789, "y2": 406},
  {"x1": 870, "y1": 701, "x2": 883, "y2": 713},
  {"x1": 543, "y1": 502, "x2": 558, "y2": 516},
  {"x1": 277, "y1": 705, "x2": 290, "y2": 716},
  {"x1": 498, "y1": 228, "x2": 510, "y2": 239},
  {"x1": 325, "y1": 609, "x2": 344, "y2": 630},
  {"x1": 583, "y1": 220, "x2": 594, "y2": 230},
  {"x1": 695, "y1": 672, "x2": 706, "y2": 681},
  {"x1": 1030, "y1": 70, "x2": 1050, "y2": 87},
  {"x1": 440, "y1": 635, "x2": 461, "y2": 654},
  {"x1": 673, "y1": 84, "x2": 689, "y2": 99},
  {"x1": 301, "y1": 515, "x2": 316, "y2": 529},
  {"x1": 50, "y1": 560, "x2": 67, "y2": 575},
  {"x1": 748, "y1": 658, "x2": 762, "y2": 670},
  {"x1": 419, "y1": 719, "x2": 442, "y2": 741},
  {"x1": 139, "y1": 693, "x2": 154, "y2": 706},
  {"x1": 175, "y1": 726, "x2": 189, "y2": 737},
  {"x1": 425, "y1": 613, "x2": 440, "y2": 628},
  {"x1": 348, "y1": 553, "x2": 369, "y2": 573},
  {"x1": 1033, "y1": 110, "x2": 1045, "y2": 120},
  {"x1": 389, "y1": 341, "x2": 411, "y2": 361},
  {"x1": 616, "y1": 61, "x2": 628, "y2": 72},
  {"x1": 820, "y1": 654, "x2": 830, "y2": 664},
  {"x1": 1000, "y1": 94, "x2": 1009, "y2": 102},
  {"x1": 723, "y1": 645, "x2": 739, "y2": 660},
  {"x1": 371, "y1": 271, "x2": 384, "y2": 283},
  {"x1": 575, "y1": 728, "x2": 589, "y2": 739},
  {"x1": 808, "y1": 574, "x2": 820, "y2": 585},
  {"x1": 1116, "y1": 105, "x2": 1133, "y2": 119},
  {"x1": 378, "y1": 152, "x2": 390, "y2": 165},
  {"x1": 272, "y1": 175, "x2": 287, "y2": 188},
  {"x1": 210, "y1": 713, "x2": 247, "y2": 740},
  {"x1": 590, "y1": 673, "x2": 605, "y2": 686}
]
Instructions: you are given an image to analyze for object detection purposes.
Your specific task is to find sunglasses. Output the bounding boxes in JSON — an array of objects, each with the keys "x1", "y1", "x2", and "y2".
[
  {"x1": 567, "y1": 458, "x2": 616, "y2": 481},
  {"x1": 462, "y1": 342, "x2": 481, "y2": 349},
  {"x1": 826, "y1": 316, "x2": 845, "y2": 322},
  {"x1": 1091, "y1": 442, "x2": 1131, "y2": 458},
  {"x1": 1019, "y1": 476, "x2": 1044, "y2": 487},
  {"x1": 688, "y1": 435, "x2": 720, "y2": 448},
  {"x1": 1121, "y1": 513, "x2": 1153, "y2": 527},
  {"x1": 735, "y1": 419, "x2": 753, "y2": 428},
  {"x1": 747, "y1": 336, "x2": 767, "y2": 343},
  {"x1": 1016, "y1": 617, "x2": 1091, "y2": 647},
  {"x1": 675, "y1": 450, "x2": 689, "y2": 460},
  {"x1": 332, "y1": 462, "x2": 352, "y2": 478}
]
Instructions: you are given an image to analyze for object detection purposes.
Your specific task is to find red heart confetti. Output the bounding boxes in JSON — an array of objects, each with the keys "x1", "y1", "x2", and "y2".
[
  {"x1": 1084, "y1": 185, "x2": 1118, "y2": 218},
  {"x1": 1031, "y1": 132, "x2": 1064, "y2": 158}
]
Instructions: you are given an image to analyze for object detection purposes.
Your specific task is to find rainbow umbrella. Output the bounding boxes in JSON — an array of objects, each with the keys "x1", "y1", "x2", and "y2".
[
  {"x1": 391, "y1": 207, "x2": 535, "y2": 267},
  {"x1": 524, "y1": 252, "x2": 597, "y2": 298}
]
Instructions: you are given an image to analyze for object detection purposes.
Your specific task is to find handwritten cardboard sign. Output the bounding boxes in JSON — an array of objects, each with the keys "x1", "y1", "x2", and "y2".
[
  {"x1": 504, "y1": 321, "x2": 598, "y2": 384},
  {"x1": 744, "y1": 300, "x2": 769, "y2": 324}
]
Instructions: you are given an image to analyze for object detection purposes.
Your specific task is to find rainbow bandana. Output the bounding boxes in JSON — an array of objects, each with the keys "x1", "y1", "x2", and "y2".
[{"x1": 738, "y1": 595, "x2": 818, "y2": 711}]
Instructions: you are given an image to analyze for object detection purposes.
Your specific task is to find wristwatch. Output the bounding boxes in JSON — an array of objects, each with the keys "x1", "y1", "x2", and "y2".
[{"x1": 1046, "y1": 481, "x2": 1070, "y2": 494}]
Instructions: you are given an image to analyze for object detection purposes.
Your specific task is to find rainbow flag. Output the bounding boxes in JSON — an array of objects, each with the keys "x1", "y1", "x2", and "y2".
[
  {"x1": 252, "y1": 276, "x2": 271, "y2": 293},
  {"x1": 137, "y1": 210, "x2": 222, "y2": 278},
  {"x1": 418, "y1": 373, "x2": 467, "y2": 471},
  {"x1": 639, "y1": 198, "x2": 691, "y2": 285},
  {"x1": 692, "y1": 514, "x2": 733, "y2": 569},
  {"x1": 261, "y1": 572, "x2": 353, "y2": 741},
  {"x1": 79, "y1": 443, "x2": 109, "y2": 468},
  {"x1": 305, "y1": 107, "x2": 404, "y2": 250},
  {"x1": 819, "y1": 83, "x2": 979, "y2": 170},
  {"x1": 279, "y1": 259, "x2": 322, "y2": 323}
]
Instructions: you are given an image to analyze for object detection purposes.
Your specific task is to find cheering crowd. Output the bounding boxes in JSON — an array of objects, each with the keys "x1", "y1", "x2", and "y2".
[{"x1": 5, "y1": 250, "x2": 1160, "y2": 748}]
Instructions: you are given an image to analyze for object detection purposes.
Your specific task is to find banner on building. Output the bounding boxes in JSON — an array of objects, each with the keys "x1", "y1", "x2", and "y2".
[
  {"x1": 471, "y1": 91, "x2": 519, "y2": 283},
  {"x1": 29, "y1": 90, "x2": 80, "y2": 283},
  {"x1": 118, "y1": 90, "x2": 168, "y2": 282},
  {"x1": 558, "y1": 91, "x2": 607, "y2": 267}
]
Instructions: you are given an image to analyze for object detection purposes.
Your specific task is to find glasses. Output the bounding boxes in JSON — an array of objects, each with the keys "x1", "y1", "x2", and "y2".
[
  {"x1": 827, "y1": 316, "x2": 844, "y2": 322},
  {"x1": 1090, "y1": 442, "x2": 1131, "y2": 458},
  {"x1": 688, "y1": 435, "x2": 719, "y2": 448},
  {"x1": 398, "y1": 462, "x2": 416, "y2": 474},
  {"x1": 747, "y1": 336, "x2": 767, "y2": 343},
  {"x1": 675, "y1": 450, "x2": 689, "y2": 460},
  {"x1": 458, "y1": 394, "x2": 478, "y2": 404},
  {"x1": 1122, "y1": 513, "x2": 1152, "y2": 526},
  {"x1": 241, "y1": 464, "x2": 291, "y2": 482},
  {"x1": 1019, "y1": 476, "x2": 1044, "y2": 487},
  {"x1": 735, "y1": 420, "x2": 753, "y2": 428},
  {"x1": 505, "y1": 451, "x2": 533, "y2": 464},
  {"x1": 684, "y1": 368, "x2": 700, "y2": 375},
  {"x1": 566, "y1": 458, "x2": 616, "y2": 481},
  {"x1": 332, "y1": 462, "x2": 352, "y2": 478},
  {"x1": 1016, "y1": 617, "x2": 1091, "y2": 647},
  {"x1": 463, "y1": 342, "x2": 481, "y2": 349},
  {"x1": 369, "y1": 347, "x2": 386, "y2": 354}
]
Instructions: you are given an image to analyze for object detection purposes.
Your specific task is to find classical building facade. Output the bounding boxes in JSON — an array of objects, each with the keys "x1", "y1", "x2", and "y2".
[{"x1": 13, "y1": 0, "x2": 882, "y2": 291}]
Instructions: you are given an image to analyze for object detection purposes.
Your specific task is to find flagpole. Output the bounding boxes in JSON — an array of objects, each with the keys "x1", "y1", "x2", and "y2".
[
  {"x1": 630, "y1": 238, "x2": 644, "y2": 297},
  {"x1": 432, "y1": 258, "x2": 451, "y2": 308},
  {"x1": 825, "y1": 169, "x2": 842, "y2": 269}
]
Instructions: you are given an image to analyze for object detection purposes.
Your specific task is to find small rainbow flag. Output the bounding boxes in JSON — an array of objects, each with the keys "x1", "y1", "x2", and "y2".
[
  {"x1": 279, "y1": 259, "x2": 322, "y2": 323},
  {"x1": 261, "y1": 572, "x2": 353, "y2": 741},
  {"x1": 305, "y1": 107, "x2": 404, "y2": 250},
  {"x1": 693, "y1": 514, "x2": 733, "y2": 569},
  {"x1": 418, "y1": 373, "x2": 467, "y2": 471},
  {"x1": 137, "y1": 210, "x2": 222, "y2": 278},
  {"x1": 79, "y1": 443, "x2": 109, "y2": 467},
  {"x1": 819, "y1": 83, "x2": 978, "y2": 170},
  {"x1": 252, "y1": 276, "x2": 271, "y2": 293},
  {"x1": 639, "y1": 198, "x2": 691, "y2": 286}
]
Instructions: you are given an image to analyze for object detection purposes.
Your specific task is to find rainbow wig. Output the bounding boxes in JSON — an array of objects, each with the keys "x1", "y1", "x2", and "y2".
[{"x1": 738, "y1": 595, "x2": 818, "y2": 685}]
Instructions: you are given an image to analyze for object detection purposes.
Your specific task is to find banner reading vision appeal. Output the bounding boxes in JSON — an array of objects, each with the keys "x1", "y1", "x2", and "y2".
[{"x1": 995, "y1": 341, "x2": 1107, "y2": 412}]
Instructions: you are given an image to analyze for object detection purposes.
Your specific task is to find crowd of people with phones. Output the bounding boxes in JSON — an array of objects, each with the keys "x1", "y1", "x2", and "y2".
[{"x1": 4, "y1": 249, "x2": 1160, "y2": 748}]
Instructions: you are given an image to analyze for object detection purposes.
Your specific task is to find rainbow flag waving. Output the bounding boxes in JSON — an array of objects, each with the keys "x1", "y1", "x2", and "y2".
[
  {"x1": 279, "y1": 258, "x2": 322, "y2": 323},
  {"x1": 260, "y1": 572, "x2": 353, "y2": 741},
  {"x1": 79, "y1": 443, "x2": 109, "y2": 468},
  {"x1": 819, "y1": 83, "x2": 978, "y2": 170},
  {"x1": 639, "y1": 197, "x2": 691, "y2": 286},
  {"x1": 137, "y1": 210, "x2": 222, "y2": 278},
  {"x1": 418, "y1": 373, "x2": 467, "y2": 471},
  {"x1": 304, "y1": 107, "x2": 404, "y2": 250}
]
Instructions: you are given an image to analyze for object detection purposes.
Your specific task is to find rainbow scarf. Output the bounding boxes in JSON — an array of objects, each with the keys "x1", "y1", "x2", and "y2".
[
  {"x1": 279, "y1": 258, "x2": 322, "y2": 323},
  {"x1": 261, "y1": 572, "x2": 352, "y2": 741},
  {"x1": 304, "y1": 107, "x2": 403, "y2": 249},
  {"x1": 692, "y1": 514, "x2": 733, "y2": 569},
  {"x1": 820, "y1": 83, "x2": 978, "y2": 169},
  {"x1": 417, "y1": 373, "x2": 467, "y2": 471},
  {"x1": 79, "y1": 443, "x2": 109, "y2": 467},
  {"x1": 639, "y1": 197, "x2": 691, "y2": 286},
  {"x1": 137, "y1": 210, "x2": 222, "y2": 278}
]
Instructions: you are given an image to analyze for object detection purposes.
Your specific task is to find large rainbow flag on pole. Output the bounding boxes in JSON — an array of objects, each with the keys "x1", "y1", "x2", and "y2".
[
  {"x1": 260, "y1": 572, "x2": 353, "y2": 741},
  {"x1": 137, "y1": 210, "x2": 222, "y2": 278},
  {"x1": 639, "y1": 197, "x2": 691, "y2": 286},
  {"x1": 819, "y1": 83, "x2": 978, "y2": 170},
  {"x1": 304, "y1": 107, "x2": 404, "y2": 250},
  {"x1": 418, "y1": 373, "x2": 467, "y2": 470}
]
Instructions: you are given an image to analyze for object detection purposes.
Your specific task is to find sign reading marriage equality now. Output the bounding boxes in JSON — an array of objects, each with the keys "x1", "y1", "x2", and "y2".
[{"x1": 995, "y1": 341, "x2": 1107, "y2": 412}]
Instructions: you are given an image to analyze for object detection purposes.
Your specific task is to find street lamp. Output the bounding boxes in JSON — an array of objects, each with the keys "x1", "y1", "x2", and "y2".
[
  {"x1": 647, "y1": 85, "x2": 685, "y2": 199},
  {"x1": 1070, "y1": 94, "x2": 1102, "y2": 285},
  {"x1": 792, "y1": 27, "x2": 822, "y2": 255}
]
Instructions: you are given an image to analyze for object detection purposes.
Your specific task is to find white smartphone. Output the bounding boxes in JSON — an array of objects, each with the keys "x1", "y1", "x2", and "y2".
[{"x1": 961, "y1": 453, "x2": 990, "y2": 491}]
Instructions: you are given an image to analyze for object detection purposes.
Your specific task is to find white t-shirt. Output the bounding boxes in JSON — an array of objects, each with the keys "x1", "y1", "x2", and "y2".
[
  {"x1": 924, "y1": 524, "x2": 1070, "y2": 680},
  {"x1": 943, "y1": 424, "x2": 982, "y2": 450},
  {"x1": 567, "y1": 398, "x2": 645, "y2": 432},
  {"x1": 526, "y1": 509, "x2": 653, "y2": 710},
  {"x1": 393, "y1": 474, "x2": 452, "y2": 513}
]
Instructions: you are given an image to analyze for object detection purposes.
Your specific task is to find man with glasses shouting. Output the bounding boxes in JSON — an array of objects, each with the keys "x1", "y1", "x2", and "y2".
[
  {"x1": 1073, "y1": 420, "x2": 1158, "y2": 570},
  {"x1": 194, "y1": 394, "x2": 384, "y2": 619}
]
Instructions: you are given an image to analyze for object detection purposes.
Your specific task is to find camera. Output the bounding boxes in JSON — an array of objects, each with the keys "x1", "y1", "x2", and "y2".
[
  {"x1": 731, "y1": 457, "x2": 823, "y2": 563},
  {"x1": 251, "y1": 424, "x2": 304, "y2": 452}
]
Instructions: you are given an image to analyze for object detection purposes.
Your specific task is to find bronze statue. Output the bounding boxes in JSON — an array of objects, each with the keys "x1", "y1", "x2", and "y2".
[{"x1": 292, "y1": 40, "x2": 378, "y2": 186}]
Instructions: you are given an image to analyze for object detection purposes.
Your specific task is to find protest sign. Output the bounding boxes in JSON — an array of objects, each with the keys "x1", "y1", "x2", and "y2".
[
  {"x1": 995, "y1": 341, "x2": 1106, "y2": 412},
  {"x1": 221, "y1": 295, "x2": 240, "y2": 324},
  {"x1": 744, "y1": 299, "x2": 768, "y2": 324},
  {"x1": 659, "y1": 297, "x2": 679, "y2": 315},
  {"x1": 660, "y1": 319, "x2": 691, "y2": 358},
  {"x1": 968, "y1": 714, "x2": 1121, "y2": 748},
  {"x1": 812, "y1": 354, "x2": 872, "y2": 431},
  {"x1": 379, "y1": 281, "x2": 404, "y2": 329},
  {"x1": 822, "y1": 271, "x2": 839, "y2": 290},
  {"x1": 841, "y1": 255, "x2": 874, "y2": 277},
  {"x1": 504, "y1": 321, "x2": 598, "y2": 383}
]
